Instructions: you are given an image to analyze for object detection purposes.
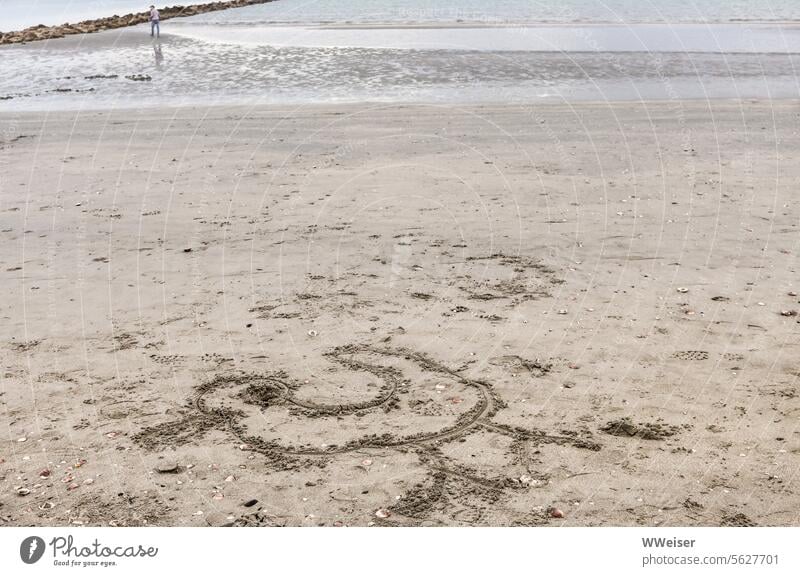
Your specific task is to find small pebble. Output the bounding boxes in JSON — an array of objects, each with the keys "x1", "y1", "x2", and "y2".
[{"x1": 156, "y1": 463, "x2": 180, "y2": 474}]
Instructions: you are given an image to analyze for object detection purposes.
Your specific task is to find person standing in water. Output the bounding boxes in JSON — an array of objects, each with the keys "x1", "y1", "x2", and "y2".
[{"x1": 149, "y1": 5, "x2": 160, "y2": 38}]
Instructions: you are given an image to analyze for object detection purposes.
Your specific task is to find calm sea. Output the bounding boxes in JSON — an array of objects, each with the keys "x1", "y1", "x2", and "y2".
[
  {"x1": 1, "y1": 0, "x2": 799, "y2": 109},
  {"x1": 4, "y1": 0, "x2": 800, "y2": 30}
]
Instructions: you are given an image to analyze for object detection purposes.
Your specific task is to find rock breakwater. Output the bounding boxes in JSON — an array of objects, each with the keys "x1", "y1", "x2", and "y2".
[{"x1": 0, "y1": 0, "x2": 276, "y2": 45}]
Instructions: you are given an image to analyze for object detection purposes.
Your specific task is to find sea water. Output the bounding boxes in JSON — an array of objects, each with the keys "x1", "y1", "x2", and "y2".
[
  {"x1": 5, "y1": 0, "x2": 800, "y2": 30},
  {"x1": 1, "y1": 0, "x2": 799, "y2": 109}
]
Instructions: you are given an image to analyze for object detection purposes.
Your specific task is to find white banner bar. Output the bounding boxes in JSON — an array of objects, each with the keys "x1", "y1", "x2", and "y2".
[{"x1": 2, "y1": 528, "x2": 798, "y2": 575}]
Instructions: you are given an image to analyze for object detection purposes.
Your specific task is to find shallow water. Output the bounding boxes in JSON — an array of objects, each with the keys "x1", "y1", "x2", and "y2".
[
  {"x1": 168, "y1": 23, "x2": 800, "y2": 53},
  {"x1": 102, "y1": 0, "x2": 800, "y2": 26},
  {"x1": 4, "y1": 0, "x2": 800, "y2": 31},
  {"x1": 2, "y1": 1, "x2": 800, "y2": 110}
]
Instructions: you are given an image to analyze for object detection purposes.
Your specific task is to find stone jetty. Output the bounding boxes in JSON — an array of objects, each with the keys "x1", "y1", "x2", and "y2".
[{"x1": 0, "y1": 0, "x2": 277, "y2": 45}]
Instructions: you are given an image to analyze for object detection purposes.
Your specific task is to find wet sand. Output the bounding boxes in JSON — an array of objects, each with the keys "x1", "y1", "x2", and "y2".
[
  {"x1": 4, "y1": 23, "x2": 800, "y2": 109},
  {"x1": 1, "y1": 101, "x2": 798, "y2": 526}
]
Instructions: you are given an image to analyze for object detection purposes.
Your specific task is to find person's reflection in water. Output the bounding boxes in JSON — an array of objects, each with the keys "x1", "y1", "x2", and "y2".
[{"x1": 153, "y1": 41, "x2": 164, "y2": 69}]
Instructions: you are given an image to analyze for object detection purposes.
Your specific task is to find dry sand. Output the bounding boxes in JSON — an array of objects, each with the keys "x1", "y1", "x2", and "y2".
[{"x1": 1, "y1": 101, "x2": 798, "y2": 527}]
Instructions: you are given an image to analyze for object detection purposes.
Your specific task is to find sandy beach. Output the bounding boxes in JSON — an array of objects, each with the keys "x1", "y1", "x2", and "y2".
[{"x1": 1, "y1": 100, "x2": 798, "y2": 527}]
